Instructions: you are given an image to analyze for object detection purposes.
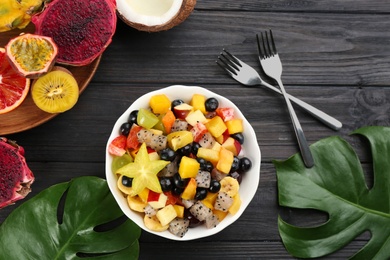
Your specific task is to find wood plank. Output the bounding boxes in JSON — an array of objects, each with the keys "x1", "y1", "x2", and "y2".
[
  {"x1": 97, "y1": 13, "x2": 390, "y2": 86},
  {"x1": 195, "y1": 0, "x2": 390, "y2": 13},
  {"x1": 7, "y1": 83, "x2": 383, "y2": 164}
]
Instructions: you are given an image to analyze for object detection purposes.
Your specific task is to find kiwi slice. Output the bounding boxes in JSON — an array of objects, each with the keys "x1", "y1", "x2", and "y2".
[{"x1": 31, "y1": 68, "x2": 79, "y2": 113}]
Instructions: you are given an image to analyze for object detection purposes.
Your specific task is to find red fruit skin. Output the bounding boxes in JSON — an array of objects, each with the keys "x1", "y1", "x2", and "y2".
[
  {"x1": 190, "y1": 122, "x2": 208, "y2": 142},
  {"x1": 32, "y1": 0, "x2": 117, "y2": 66},
  {"x1": 173, "y1": 109, "x2": 191, "y2": 120},
  {"x1": 233, "y1": 139, "x2": 242, "y2": 155},
  {"x1": 147, "y1": 190, "x2": 161, "y2": 202},
  {"x1": 0, "y1": 137, "x2": 34, "y2": 209}
]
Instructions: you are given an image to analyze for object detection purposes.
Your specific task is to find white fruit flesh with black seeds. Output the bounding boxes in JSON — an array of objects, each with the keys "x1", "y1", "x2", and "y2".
[
  {"x1": 195, "y1": 170, "x2": 211, "y2": 188},
  {"x1": 169, "y1": 218, "x2": 190, "y2": 237},
  {"x1": 189, "y1": 201, "x2": 212, "y2": 221},
  {"x1": 214, "y1": 192, "x2": 234, "y2": 212}
]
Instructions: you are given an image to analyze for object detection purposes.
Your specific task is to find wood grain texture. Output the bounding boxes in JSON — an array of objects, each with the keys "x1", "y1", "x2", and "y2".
[{"x1": 1, "y1": 1, "x2": 390, "y2": 259}]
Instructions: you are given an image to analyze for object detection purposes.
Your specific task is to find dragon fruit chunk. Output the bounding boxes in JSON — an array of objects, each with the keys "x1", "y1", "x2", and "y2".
[
  {"x1": 189, "y1": 201, "x2": 212, "y2": 221},
  {"x1": 214, "y1": 192, "x2": 234, "y2": 212},
  {"x1": 169, "y1": 218, "x2": 190, "y2": 237},
  {"x1": 195, "y1": 170, "x2": 211, "y2": 188},
  {"x1": 171, "y1": 119, "x2": 188, "y2": 132},
  {"x1": 199, "y1": 132, "x2": 215, "y2": 148},
  {"x1": 0, "y1": 137, "x2": 34, "y2": 209},
  {"x1": 205, "y1": 214, "x2": 219, "y2": 229}
]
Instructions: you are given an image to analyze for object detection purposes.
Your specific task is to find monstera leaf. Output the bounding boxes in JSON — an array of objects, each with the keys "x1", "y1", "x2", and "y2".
[
  {"x1": 275, "y1": 126, "x2": 390, "y2": 259},
  {"x1": 0, "y1": 176, "x2": 141, "y2": 259}
]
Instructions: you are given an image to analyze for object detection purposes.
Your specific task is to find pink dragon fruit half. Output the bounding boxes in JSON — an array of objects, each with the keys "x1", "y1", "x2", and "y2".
[
  {"x1": 32, "y1": 0, "x2": 117, "y2": 66},
  {"x1": 0, "y1": 137, "x2": 34, "y2": 209}
]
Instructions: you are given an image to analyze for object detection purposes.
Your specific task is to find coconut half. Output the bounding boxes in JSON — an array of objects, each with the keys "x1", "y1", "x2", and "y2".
[{"x1": 117, "y1": 0, "x2": 196, "y2": 32}]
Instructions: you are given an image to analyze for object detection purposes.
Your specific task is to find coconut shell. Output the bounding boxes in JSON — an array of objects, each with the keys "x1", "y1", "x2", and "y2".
[{"x1": 118, "y1": 0, "x2": 196, "y2": 32}]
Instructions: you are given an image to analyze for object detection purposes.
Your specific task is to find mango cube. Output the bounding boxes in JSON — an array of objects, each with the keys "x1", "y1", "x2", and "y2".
[
  {"x1": 205, "y1": 116, "x2": 227, "y2": 138},
  {"x1": 149, "y1": 94, "x2": 171, "y2": 114},
  {"x1": 178, "y1": 156, "x2": 200, "y2": 178},
  {"x1": 228, "y1": 193, "x2": 241, "y2": 215},
  {"x1": 216, "y1": 147, "x2": 234, "y2": 173},
  {"x1": 156, "y1": 204, "x2": 177, "y2": 226},
  {"x1": 173, "y1": 204, "x2": 185, "y2": 218},
  {"x1": 167, "y1": 131, "x2": 193, "y2": 151},
  {"x1": 197, "y1": 147, "x2": 220, "y2": 164},
  {"x1": 181, "y1": 178, "x2": 197, "y2": 200},
  {"x1": 190, "y1": 94, "x2": 206, "y2": 114},
  {"x1": 213, "y1": 209, "x2": 228, "y2": 221},
  {"x1": 225, "y1": 119, "x2": 243, "y2": 135}
]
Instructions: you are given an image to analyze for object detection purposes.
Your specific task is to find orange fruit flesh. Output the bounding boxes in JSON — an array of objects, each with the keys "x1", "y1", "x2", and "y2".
[{"x1": 0, "y1": 48, "x2": 30, "y2": 114}]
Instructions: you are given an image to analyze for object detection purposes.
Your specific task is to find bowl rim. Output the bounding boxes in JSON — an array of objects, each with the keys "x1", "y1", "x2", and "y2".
[{"x1": 105, "y1": 85, "x2": 261, "y2": 241}]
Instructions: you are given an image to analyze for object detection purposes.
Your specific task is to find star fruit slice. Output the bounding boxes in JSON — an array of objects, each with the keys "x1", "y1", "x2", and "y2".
[{"x1": 116, "y1": 143, "x2": 169, "y2": 196}]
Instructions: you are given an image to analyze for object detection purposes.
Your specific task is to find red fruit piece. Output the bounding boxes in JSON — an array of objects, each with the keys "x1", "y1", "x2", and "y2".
[
  {"x1": 190, "y1": 122, "x2": 208, "y2": 142},
  {"x1": 164, "y1": 191, "x2": 178, "y2": 206},
  {"x1": 0, "y1": 137, "x2": 34, "y2": 209},
  {"x1": 32, "y1": 0, "x2": 117, "y2": 66},
  {"x1": 108, "y1": 135, "x2": 127, "y2": 156},
  {"x1": 127, "y1": 124, "x2": 143, "y2": 149},
  {"x1": 216, "y1": 107, "x2": 235, "y2": 122}
]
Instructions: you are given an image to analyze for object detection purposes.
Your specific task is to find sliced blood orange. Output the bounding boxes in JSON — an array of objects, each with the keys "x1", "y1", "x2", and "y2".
[{"x1": 0, "y1": 48, "x2": 30, "y2": 114}]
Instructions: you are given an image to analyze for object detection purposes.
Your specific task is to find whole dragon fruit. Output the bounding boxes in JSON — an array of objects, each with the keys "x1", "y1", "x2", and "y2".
[
  {"x1": 32, "y1": 0, "x2": 117, "y2": 66},
  {"x1": 0, "y1": 137, "x2": 34, "y2": 209}
]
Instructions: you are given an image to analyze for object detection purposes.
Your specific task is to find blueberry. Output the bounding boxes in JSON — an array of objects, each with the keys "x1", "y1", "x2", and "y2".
[
  {"x1": 122, "y1": 176, "x2": 133, "y2": 187},
  {"x1": 231, "y1": 132, "x2": 244, "y2": 144},
  {"x1": 120, "y1": 122, "x2": 131, "y2": 136},
  {"x1": 205, "y1": 161, "x2": 213, "y2": 172},
  {"x1": 160, "y1": 148, "x2": 176, "y2": 161},
  {"x1": 128, "y1": 110, "x2": 138, "y2": 125},
  {"x1": 194, "y1": 188, "x2": 208, "y2": 200},
  {"x1": 205, "y1": 97, "x2": 219, "y2": 112},
  {"x1": 173, "y1": 173, "x2": 188, "y2": 189},
  {"x1": 191, "y1": 142, "x2": 200, "y2": 155},
  {"x1": 229, "y1": 156, "x2": 240, "y2": 173},
  {"x1": 178, "y1": 144, "x2": 192, "y2": 156},
  {"x1": 239, "y1": 157, "x2": 252, "y2": 173},
  {"x1": 160, "y1": 177, "x2": 173, "y2": 192},
  {"x1": 209, "y1": 180, "x2": 221, "y2": 193},
  {"x1": 171, "y1": 99, "x2": 184, "y2": 110},
  {"x1": 197, "y1": 157, "x2": 207, "y2": 170}
]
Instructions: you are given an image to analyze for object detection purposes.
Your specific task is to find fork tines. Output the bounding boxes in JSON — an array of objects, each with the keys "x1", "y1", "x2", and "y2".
[
  {"x1": 256, "y1": 30, "x2": 277, "y2": 58},
  {"x1": 216, "y1": 49, "x2": 242, "y2": 76}
]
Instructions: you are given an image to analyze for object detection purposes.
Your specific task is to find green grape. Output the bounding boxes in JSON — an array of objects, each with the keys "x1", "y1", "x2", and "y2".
[
  {"x1": 111, "y1": 153, "x2": 133, "y2": 173},
  {"x1": 137, "y1": 108, "x2": 159, "y2": 129}
]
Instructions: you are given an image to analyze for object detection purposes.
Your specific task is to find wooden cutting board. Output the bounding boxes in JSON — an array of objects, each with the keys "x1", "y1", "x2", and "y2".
[{"x1": 0, "y1": 24, "x2": 101, "y2": 135}]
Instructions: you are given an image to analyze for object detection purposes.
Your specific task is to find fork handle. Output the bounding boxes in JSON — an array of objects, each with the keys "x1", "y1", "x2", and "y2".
[
  {"x1": 261, "y1": 81, "x2": 342, "y2": 130},
  {"x1": 276, "y1": 79, "x2": 315, "y2": 168}
]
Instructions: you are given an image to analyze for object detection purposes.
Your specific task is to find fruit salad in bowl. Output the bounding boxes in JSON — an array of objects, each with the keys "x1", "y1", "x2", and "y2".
[{"x1": 105, "y1": 85, "x2": 261, "y2": 241}]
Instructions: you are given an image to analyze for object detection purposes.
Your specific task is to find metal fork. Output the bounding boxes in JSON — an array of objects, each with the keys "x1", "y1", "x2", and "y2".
[
  {"x1": 257, "y1": 30, "x2": 314, "y2": 168},
  {"x1": 216, "y1": 50, "x2": 342, "y2": 131}
]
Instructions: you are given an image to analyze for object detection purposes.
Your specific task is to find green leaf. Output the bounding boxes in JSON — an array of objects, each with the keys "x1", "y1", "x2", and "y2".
[
  {"x1": 0, "y1": 176, "x2": 141, "y2": 259},
  {"x1": 275, "y1": 126, "x2": 390, "y2": 259}
]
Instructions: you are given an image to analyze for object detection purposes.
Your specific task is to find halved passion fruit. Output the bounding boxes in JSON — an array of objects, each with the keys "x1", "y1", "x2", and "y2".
[{"x1": 5, "y1": 33, "x2": 58, "y2": 79}]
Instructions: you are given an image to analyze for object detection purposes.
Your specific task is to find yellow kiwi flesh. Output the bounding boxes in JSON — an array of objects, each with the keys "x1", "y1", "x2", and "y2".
[{"x1": 31, "y1": 69, "x2": 79, "y2": 113}]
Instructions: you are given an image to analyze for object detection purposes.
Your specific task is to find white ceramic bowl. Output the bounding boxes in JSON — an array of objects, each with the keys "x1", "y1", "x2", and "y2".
[{"x1": 105, "y1": 85, "x2": 261, "y2": 241}]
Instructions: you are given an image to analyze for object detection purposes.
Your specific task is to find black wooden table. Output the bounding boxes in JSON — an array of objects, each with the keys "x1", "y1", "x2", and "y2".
[{"x1": 2, "y1": 1, "x2": 390, "y2": 259}]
